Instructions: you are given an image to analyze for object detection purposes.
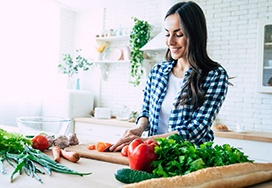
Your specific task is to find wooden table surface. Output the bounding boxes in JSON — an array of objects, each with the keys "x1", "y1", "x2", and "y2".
[
  {"x1": 1, "y1": 150, "x2": 126, "y2": 188},
  {"x1": 0, "y1": 124, "x2": 126, "y2": 188},
  {"x1": 1, "y1": 124, "x2": 272, "y2": 188},
  {"x1": 214, "y1": 130, "x2": 272, "y2": 143}
]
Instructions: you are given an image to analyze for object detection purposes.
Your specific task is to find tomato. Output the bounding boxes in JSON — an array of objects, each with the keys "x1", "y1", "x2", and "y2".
[
  {"x1": 32, "y1": 134, "x2": 49, "y2": 151},
  {"x1": 121, "y1": 145, "x2": 129, "y2": 157}
]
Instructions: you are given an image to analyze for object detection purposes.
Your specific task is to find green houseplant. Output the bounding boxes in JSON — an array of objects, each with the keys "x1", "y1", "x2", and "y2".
[
  {"x1": 129, "y1": 17, "x2": 151, "y2": 86},
  {"x1": 58, "y1": 49, "x2": 92, "y2": 77},
  {"x1": 58, "y1": 49, "x2": 92, "y2": 89}
]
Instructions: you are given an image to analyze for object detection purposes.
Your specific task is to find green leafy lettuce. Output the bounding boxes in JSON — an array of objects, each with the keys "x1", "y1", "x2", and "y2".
[
  {"x1": 0, "y1": 128, "x2": 32, "y2": 153},
  {"x1": 152, "y1": 137, "x2": 254, "y2": 177}
]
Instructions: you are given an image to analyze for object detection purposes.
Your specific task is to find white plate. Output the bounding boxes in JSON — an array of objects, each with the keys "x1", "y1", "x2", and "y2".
[{"x1": 109, "y1": 48, "x2": 123, "y2": 61}]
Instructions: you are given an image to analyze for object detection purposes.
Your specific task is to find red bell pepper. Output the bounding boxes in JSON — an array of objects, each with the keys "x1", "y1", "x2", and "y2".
[{"x1": 128, "y1": 138, "x2": 158, "y2": 172}]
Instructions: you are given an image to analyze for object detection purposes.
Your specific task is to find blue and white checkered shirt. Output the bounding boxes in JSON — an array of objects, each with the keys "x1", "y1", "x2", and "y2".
[{"x1": 137, "y1": 60, "x2": 229, "y2": 145}]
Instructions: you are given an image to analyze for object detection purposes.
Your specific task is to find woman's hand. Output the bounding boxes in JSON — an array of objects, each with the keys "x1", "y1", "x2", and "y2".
[{"x1": 109, "y1": 126, "x2": 144, "y2": 152}]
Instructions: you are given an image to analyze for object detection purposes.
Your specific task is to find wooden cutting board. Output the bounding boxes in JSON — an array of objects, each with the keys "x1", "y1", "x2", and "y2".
[{"x1": 64, "y1": 144, "x2": 129, "y2": 166}]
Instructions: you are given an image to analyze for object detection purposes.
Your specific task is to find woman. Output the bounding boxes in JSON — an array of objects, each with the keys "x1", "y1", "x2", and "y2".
[{"x1": 110, "y1": 1, "x2": 229, "y2": 151}]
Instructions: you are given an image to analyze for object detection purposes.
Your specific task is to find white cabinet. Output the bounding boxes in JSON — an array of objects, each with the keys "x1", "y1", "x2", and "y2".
[
  {"x1": 42, "y1": 90, "x2": 94, "y2": 133},
  {"x1": 257, "y1": 19, "x2": 272, "y2": 93},
  {"x1": 214, "y1": 137, "x2": 272, "y2": 162},
  {"x1": 74, "y1": 121, "x2": 129, "y2": 144}
]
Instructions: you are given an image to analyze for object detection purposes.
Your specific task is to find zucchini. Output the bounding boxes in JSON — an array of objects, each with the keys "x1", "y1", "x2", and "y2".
[{"x1": 114, "y1": 168, "x2": 158, "y2": 184}]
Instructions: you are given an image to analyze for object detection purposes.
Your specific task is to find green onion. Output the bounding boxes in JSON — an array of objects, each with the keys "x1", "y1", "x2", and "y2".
[{"x1": 0, "y1": 128, "x2": 91, "y2": 183}]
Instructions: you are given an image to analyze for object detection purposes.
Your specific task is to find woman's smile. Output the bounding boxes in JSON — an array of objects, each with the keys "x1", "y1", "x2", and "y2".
[
  {"x1": 164, "y1": 13, "x2": 188, "y2": 60},
  {"x1": 170, "y1": 47, "x2": 182, "y2": 54}
]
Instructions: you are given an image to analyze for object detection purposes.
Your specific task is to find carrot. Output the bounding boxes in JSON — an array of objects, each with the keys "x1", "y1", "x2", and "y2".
[
  {"x1": 105, "y1": 142, "x2": 112, "y2": 148},
  {"x1": 60, "y1": 149, "x2": 81, "y2": 163},
  {"x1": 96, "y1": 142, "x2": 105, "y2": 152},
  {"x1": 87, "y1": 144, "x2": 96, "y2": 150},
  {"x1": 96, "y1": 141, "x2": 112, "y2": 152},
  {"x1": 52, "y1": 146, "x2": 61, "y2": 163}
]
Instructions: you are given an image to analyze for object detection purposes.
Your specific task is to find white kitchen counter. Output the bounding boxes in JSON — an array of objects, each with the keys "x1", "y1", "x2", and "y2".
[
  {"x1": 74, "y1": 117, "x2": 272, "y2": 143},
  {"x1": 74, "y1": 117, "x2": 135, "y2": 128}
]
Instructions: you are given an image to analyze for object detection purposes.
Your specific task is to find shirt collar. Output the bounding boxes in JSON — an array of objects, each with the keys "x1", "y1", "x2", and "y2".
[
  {"x1": 163, "y1": 61, "x2": 175, "y2": 75},
  {"x1": 164, "y1": 61, "x2": 192, "y2": 77}
]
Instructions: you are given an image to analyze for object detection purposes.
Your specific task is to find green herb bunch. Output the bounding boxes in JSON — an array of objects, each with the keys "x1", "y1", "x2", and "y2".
[
  {"x1": 0, "y1": 128, "x2": 91, "y2": 183},
  {"x1": 152, "y1": 136, "x2": 254, "y2": 177},
  {"x1": 58, "y1": 49, "x2": 92, "y2": 77},
  {"x1": 0, "y1": 128, "x2": 31, "y2": 154},
  {"x1": 129, "y1": 17, "x2": 151, "y2": 86}
]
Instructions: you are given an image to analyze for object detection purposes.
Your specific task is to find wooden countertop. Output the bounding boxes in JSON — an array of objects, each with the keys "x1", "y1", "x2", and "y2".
[
  {"x1": 1, "y1": 124, "x2": 272, "y2": 187},
  {"x1": 75, "y1": 117, "x2": 272, "y2": 143},
  {"x1": 1, "y1": 150, "x2": 126, "y2": 188},
  {"x1": 2, "y1": 153, "x2": 272, "y2": 188},
  {"x1": 0, "y1": 124, "x2": 126, "y2": 188},
  {"x1": 214, "y1": 130, "x2": 272, "y2": 143}
]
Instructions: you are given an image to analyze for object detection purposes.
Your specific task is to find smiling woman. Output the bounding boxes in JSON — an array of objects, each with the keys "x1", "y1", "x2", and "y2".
[{"x1": 0, "y1": 0, "x2": 61, "y2": 125}]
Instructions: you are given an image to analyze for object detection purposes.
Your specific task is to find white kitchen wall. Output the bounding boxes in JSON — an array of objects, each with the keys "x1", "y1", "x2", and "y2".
[
  {"x1": 198, "y1": 0, "x2": 272, "y2": 131},
  {"x1": 0, "y1": 0, "x2": 60, "y2": 126},
  {"x1": 72, "y1": 0, "x2": 272, "y2": 132}
]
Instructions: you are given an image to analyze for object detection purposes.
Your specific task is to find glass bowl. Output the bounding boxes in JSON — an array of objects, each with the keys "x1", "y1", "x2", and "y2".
[{"x1": 16, "y1": 116, "x2": 71, "y2": 137}]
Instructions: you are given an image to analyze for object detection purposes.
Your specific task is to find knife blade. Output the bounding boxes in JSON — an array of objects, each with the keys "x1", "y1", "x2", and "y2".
[{"x1": 103, "y1": 145, "x2": 112, "y2": 152}]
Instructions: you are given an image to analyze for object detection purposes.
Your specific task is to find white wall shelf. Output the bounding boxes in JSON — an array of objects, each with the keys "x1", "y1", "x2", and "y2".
[
  {"x1": 96, "y1": 35, "x2": 130, "y2": 42},
  {"x1": 94, "y1": 35, "x2": 131, "y2": 81},
  {"x1": 94, "y1": 60, "x2": 130, "y2": 64}
]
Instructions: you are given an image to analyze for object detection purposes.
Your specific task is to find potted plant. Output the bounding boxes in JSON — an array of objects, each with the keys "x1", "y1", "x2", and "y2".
[
  {"x1": 129, "y1": 17, "x2": 151, "y2": 86},
  {"x1": 58, "y1": 49, "x2": 92, "y2": 89}
]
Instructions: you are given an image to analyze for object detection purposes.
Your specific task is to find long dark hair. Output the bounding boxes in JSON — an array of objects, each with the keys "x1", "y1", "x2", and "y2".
[{"x1": 165, "y1": 1, "x2": 220, "y2": 109}]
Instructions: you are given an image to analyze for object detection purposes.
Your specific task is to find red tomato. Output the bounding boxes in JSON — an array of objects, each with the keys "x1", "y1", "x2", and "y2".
[
  {"x1": 121, "y1": 145, "x2": 129, "y2": 157},
  {"x1": 32, "y1": 135, "x2": 49, "y2": 151}
]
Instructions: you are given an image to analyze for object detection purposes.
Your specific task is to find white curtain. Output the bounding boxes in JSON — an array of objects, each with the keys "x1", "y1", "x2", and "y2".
[{"x1": 0, "y1": 0, "x2": 61, "y2": 126}]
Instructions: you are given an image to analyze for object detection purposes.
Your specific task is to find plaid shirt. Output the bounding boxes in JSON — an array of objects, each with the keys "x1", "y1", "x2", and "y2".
[{"x1": 137, "y1": 61, "x2": 228, "y2": 145}]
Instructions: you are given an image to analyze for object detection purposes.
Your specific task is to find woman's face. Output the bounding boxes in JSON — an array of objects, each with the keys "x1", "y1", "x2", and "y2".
[{"x1": 164, "y1": 13, "x2": 187, "y2": 60}]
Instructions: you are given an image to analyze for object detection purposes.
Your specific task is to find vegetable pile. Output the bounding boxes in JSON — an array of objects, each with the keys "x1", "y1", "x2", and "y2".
[
  {"x1": 0, "y1": 128, "x2": 91, "y2": 183},
  {"x1": 153, "y1": 135, "x2": 254, "y2": 177},
  {"x1": 115, "y1": 134, "x2": 254, "y2": 184}
]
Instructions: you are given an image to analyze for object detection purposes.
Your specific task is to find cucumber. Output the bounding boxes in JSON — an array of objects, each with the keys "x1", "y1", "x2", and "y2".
[{"x1": 114, "y1": 168, "x2": 158, "y2": 184}]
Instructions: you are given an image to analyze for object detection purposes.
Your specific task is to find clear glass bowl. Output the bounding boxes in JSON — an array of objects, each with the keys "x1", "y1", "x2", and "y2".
[{"x1": 16, "y1": 116, "x2": 71, "y2": 136}]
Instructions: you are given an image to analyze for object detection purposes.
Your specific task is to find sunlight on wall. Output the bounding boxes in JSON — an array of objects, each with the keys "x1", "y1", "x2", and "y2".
[
  {"x1": 0, "y1": 0, "x2": 60, "y2": 99},
  {"x1": 0, "y1": 0, "x2": 61, "y2": 125}
]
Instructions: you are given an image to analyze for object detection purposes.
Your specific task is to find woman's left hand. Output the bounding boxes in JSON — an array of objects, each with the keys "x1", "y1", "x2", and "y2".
[{"x1": 109, "y1": 126, "x2": 144, "y2": 152}]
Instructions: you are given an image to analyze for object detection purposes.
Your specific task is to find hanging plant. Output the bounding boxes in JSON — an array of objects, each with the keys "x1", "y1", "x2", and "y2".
[{"x1": 129, "y1": 17, "x2": 151, "y2": 86}]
